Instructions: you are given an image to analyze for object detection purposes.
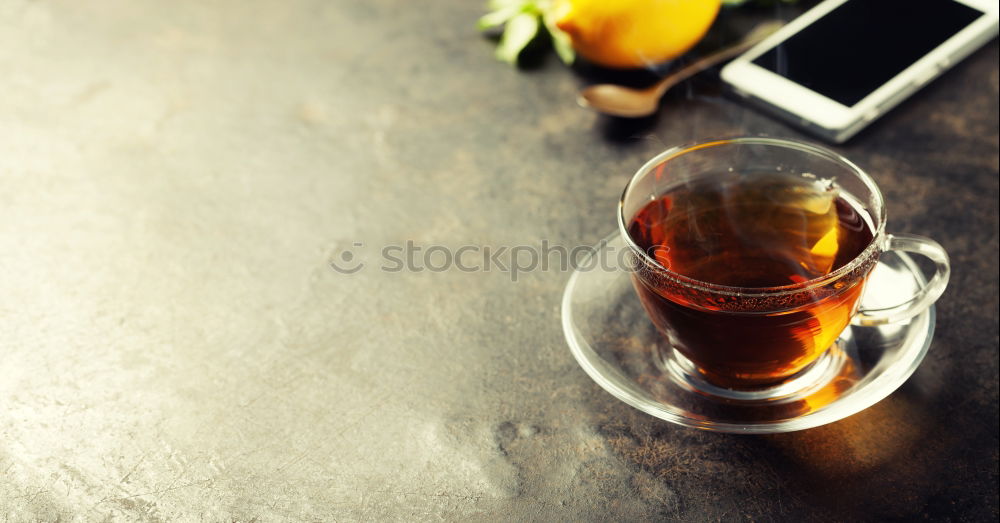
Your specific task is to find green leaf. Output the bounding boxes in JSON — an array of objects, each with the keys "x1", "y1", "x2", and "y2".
[
  {"x1": 550, "y1": 31, "x2": 574, "y2": 64},
  {"x1": 495, "y1": 12, "x2": 540, "y2": 64},
  {"x1": 477, "y1": 6, "x2": 519, "y2": 31},
  {"x1": 542, "y1": 12, "x2": 574, "y2": 64}
]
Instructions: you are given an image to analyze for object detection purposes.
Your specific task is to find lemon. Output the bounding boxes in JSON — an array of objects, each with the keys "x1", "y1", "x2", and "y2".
[{"x1": 552, "y1": 0, "x2": 721, "y2": 69}]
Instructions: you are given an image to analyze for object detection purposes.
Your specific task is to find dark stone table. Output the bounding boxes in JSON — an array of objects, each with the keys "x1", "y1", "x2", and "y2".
[{"x1": 1, "y1": 1, "x2": 996, "y2": 520}]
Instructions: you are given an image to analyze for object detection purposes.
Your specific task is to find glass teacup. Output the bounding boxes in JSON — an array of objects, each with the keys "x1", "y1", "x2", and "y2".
[{"x1": 619, "y1": 138, "x2": 950, "y2": 394}]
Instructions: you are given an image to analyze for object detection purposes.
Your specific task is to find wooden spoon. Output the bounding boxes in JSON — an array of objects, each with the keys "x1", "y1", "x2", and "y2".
[{"x1": 578, "y1": 21, "x2": 784, "y2": 118}]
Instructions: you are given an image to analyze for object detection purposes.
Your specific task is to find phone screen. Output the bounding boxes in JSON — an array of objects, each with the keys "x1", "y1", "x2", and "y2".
[{"x1": 752, "y1": 0, "x2": 982, "y2": 107}]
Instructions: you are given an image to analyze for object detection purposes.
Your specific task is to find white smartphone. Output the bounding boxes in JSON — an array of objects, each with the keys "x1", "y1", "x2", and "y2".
[{"x1": 721, "y1": 0, "x2": 999, "y2": 143}]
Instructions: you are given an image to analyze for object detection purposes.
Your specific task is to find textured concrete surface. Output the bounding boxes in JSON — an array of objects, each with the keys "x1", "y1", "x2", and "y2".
[{"x1": 1, "y1": 1, "x2": 997, "y2": 521}]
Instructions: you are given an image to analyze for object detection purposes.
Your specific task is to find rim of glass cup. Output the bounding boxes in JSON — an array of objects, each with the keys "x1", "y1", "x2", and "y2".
[{"x1": 617, "y1": 137, "x2": 888, "y2": 298}]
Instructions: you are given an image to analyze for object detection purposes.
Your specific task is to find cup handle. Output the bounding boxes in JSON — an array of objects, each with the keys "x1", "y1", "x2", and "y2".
[{"x1": 853, "y1": 233, "x2": 951, "y2": 327}]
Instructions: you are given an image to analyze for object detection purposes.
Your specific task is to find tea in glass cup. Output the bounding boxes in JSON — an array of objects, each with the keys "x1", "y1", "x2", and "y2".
[{"x1": 619, "y1": 138, "x2": 949, "y2": 393}]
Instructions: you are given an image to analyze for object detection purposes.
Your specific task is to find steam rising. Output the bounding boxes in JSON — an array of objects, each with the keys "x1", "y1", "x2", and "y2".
[{"x1": 628, "y1": 171, "x2": 865, "y2": 288}]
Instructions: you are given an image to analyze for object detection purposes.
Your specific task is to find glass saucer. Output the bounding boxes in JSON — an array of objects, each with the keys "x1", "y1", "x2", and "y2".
[{"x1": 561, "y1": 232, "x2": 934, "y2": 434}]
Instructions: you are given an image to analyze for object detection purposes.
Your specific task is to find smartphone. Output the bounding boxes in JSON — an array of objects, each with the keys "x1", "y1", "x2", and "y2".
[{"x1": 720, "y1": 0, "x2": 999, "y2": 143}]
